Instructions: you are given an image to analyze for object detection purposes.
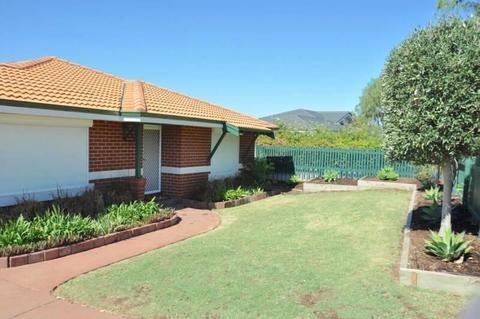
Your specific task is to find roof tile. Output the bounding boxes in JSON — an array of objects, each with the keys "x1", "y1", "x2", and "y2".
[{"x1": 0, "y1": 57, "x2": 276, "y2": 131}]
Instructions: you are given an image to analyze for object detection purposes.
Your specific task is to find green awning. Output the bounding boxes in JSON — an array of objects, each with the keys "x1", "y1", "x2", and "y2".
[{"x1": 223, "y1": 123, "x2": 240, "y2": 136}]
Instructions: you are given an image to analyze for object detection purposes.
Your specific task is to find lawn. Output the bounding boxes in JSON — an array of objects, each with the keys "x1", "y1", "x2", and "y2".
[{"x1": 56, "y1": 191, "x2": 466, "y2": 318}]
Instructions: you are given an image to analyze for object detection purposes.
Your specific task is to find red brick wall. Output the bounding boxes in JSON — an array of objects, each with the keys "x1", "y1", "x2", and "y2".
[
  {"x1": 161, "y1": 125, "x2": 211, "y2": 198},
  {"x1": 161, "y1": 172, "x2": 209, "y2": 198},
  {"x1": 89, "y1": 120, "x2": 138, "y2": 172},
  {"x1": 162, "y1": 125, "x2": 211, "y2": 167},
  {"x1": 239, "y1": 132, "x2": 257, "y2": 164}
]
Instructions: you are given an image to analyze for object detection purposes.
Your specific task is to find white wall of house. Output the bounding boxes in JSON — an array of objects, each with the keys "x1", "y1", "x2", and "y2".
[
  {"x1": 0, "y1": 113, "x2": 92, "y2": 206},
  {"x1": 209, "y1": 128, "x2": 241, "y2": 180}
]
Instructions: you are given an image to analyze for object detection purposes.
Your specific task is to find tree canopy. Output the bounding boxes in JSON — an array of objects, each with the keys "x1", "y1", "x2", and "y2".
[
  {"x1": 437, "y1": 0, "x2": 480, "y2": 16},
  {"x1": 382, "y1": 18, "x2": 480, "y2": 164},
  {"x1": 256, "y1": 120, "x2": 383, "y2": 149},
  {"x1": 356, "y1": 77, "x2": 384, "y2": 126}
]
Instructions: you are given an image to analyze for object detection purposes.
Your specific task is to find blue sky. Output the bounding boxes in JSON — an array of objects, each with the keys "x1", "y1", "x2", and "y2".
[{"x1": 0, "y1": 1, "x2": 438, "y2": 117}]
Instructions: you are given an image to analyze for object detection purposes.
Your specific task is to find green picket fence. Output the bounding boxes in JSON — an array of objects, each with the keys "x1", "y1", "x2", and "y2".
[{"x1": 255, "y1": 145, "x2": 417, "y2": 181}]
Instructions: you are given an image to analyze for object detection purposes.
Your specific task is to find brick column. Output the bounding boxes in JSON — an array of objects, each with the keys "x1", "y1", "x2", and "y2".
[{"x1": 161, "y1": 125, "x2": 212, "y2": 198}]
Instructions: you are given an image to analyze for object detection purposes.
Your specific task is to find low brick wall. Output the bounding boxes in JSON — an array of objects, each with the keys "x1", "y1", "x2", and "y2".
[{"x1": 92, "y1": 177, "x2": 146, "y2": 201}]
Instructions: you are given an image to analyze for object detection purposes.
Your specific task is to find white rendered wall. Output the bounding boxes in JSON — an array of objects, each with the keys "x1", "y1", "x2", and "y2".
[
  {"x1": 0, "y1": 113, "x2": 92, "y2": 206},
  {"x1": 209, "y1": 128, "x2": 240, "y2": 180}
]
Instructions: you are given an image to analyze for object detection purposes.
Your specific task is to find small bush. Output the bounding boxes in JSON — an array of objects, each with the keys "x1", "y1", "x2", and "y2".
[
  {"x1": 323, "y1": 170, "x2": 340, "y2": 183},
  {"x1": 416, "y1": 165, "x2": 436, "y2": 189},
  {"x1": 222, "y1": 186, "x2": 263, "y2": 201},
  {"x1": 377, "y1": 167, "x2": 399, "y2": 181},
  {"x1": 240, "y1": 158, "x2": 274, "y2": 188},
  {"x1": 424, "y1": 186, "x2": 442, "y2": 204},
  {"x1": 288, "y1": 175, "x2": 302, "y2": 187},
  {"x1": 425, "y1": 228, "x2": 472, "y2": 262}
]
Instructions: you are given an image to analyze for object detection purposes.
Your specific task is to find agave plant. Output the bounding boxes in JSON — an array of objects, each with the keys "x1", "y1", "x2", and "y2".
[
  {"x1": 425, "y1": 228, "x2": 472, "y2": 262},
  {"x1": 424, "y1": 186, "x2": 442, "y2": 204},
  {"x1": 323, "y1": 170, "x2": 339, "y2": 183}
]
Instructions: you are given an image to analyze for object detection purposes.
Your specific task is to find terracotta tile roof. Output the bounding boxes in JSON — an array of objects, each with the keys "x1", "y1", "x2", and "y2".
[{"x1": 0, "y1": 57, "x2": 276, "y2": 131}]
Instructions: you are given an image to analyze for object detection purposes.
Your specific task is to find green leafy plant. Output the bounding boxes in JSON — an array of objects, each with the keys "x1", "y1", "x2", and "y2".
[
  {"x1": 425, "y1": 228, "x2": 472, "y2": 262},
  {"x1": 96, "y1": 199, "x2": 173, "y2": 233},
  {"x1": 416, "y1": 165, "x2": 436, "y2": 189},
  {"x1": 288, "y1": 175, "x2": 302, "y2": 186},
  {"x1": 256, "y1": 120, "x2": 383, "y2": 149},
  {"x1": 377, "y1": 167, "x2": 399, "y2": 181},
  {"x1": 0, "y1": 199, "x2": 174, "y2": 256},
  {"x1": 424, "y1": 186, "x2": 442, "y2": 204},
  {"x1": 0, "y1": 215, "x2": 35, "y2": 246},
  {"x1": 221, "y1": 186, "x2": 264, "y2": 201},
  {"x1": 323, "y1": 170, "x2": 339, "y2": 183},
  {"x1": 240, "y1": 158, "x2": 274, "y2": 188}
]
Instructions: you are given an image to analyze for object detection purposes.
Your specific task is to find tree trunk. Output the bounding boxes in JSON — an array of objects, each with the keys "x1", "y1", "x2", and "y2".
[{"x1": 439, "y1": 160, "x2": 453, "y2": 236}]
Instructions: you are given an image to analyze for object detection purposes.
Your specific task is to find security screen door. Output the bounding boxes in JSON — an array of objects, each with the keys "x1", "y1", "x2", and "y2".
[{"x1": 143, "y1": 128, "x2": 161, "y2": 193}]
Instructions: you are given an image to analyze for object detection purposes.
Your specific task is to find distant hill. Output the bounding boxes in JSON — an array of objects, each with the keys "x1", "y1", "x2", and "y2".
[{"x1": 261, "y1": 109, "x2": 353, "y2": 130}]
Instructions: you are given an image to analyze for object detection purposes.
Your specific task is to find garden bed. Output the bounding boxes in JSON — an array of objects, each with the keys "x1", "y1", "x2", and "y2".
[
  {"x1": 308, "y1": 177, "x2": 358, "y2": 186},
  {"x1": 399, "y1": 190, "x2": 480, "y2": 295},
  {"x1": 358, "y1": 176, "x2": 419, "y2": 191},
  {"x1": 302, "y1": 178, "x2": 358, "y2": 192},
  {"x1": 182, "y1": 190, "x2": 281, "y2": 210},
  {"x1": 409, "y1": 192, "x2": 480, "y2": 276},
  {"x1": 0, "y1": 214, "x2": 179, "y2": 268}
]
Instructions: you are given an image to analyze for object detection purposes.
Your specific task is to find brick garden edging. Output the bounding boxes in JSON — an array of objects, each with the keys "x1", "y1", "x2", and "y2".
[
  {"x1": 0, "y1": 214, "x2": 180, "y2": 269},
  {"x1": 398, "y1": 190, "x2": 480, "y2": 295},
  {"x1": 181, "y1": 190, "x2": 281, "y2": 210}
]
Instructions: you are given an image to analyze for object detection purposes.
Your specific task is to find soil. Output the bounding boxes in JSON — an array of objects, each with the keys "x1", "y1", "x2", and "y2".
[
  {"x1": 308, "y1": 178, "x2": 358, "y2": 186},
  {"x1": 408, "y1": 191, "x2": 480, "y2": 276},
  {"x1": 363, "y1": 176, "x2": 421, "y2": 187}
]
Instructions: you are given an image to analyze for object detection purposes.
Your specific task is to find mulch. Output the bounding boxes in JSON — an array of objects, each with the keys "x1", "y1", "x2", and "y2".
[
  {"x1": 308, "y1": 178, "x2": 358, "y2": 186},
  {"x1": 408, "y1": 191, "x2": 480, "y2": 276}
]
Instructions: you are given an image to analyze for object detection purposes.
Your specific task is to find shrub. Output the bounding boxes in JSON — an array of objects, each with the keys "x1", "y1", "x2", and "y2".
[
  {"x1": 425, "y1": 228, "x2": 472, "y2": 262},
  {"x1": 222, "y1": 186, "x2": 263, "y2": 201},
  {"x1": 256, "y1": 121, "x2": 383, "y2": 149},
  {"x1": 323, "y1": 170, "x2": 339, "y2": 183},
  {"x1": 424, "y1": 186, "x2": 442, "y2": 204},
  {"x1": 377, "y1": 167, "x2": 399, "y2": 181},
  {"x1": 416, "y1": 165, "x2": 436, "y2": 189},
  {"x1": 193, "y1": 179, "x2": 228, "y2": 202},
  {"x1": 240, "y1": 158, "x2": 274, "y2": 188},
  {"x1": 288, "y1": 175, "x2": 302, "y2": 187}
]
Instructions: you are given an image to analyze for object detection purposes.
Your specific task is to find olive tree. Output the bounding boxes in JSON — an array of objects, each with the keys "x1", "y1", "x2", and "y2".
[{"x1": 382, "y1": 18, "x2": 480, "y2": 234}]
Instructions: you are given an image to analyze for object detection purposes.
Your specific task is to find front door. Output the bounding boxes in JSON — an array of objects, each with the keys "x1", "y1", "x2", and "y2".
[{"x1": 143, "y1": 127, "x2": 161, "y2": 194}]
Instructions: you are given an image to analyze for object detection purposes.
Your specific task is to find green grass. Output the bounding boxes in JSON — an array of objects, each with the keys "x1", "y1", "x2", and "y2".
[{"x1": 56, "y1": 191, "x2": 466, "y2": 318}]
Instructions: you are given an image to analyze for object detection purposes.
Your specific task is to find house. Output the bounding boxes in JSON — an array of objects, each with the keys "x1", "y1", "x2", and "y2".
[
  {"x1": 261, "y1": 109, "x2": 353, "y2": 131},
  {"x1": 0, "y1": 57, "x2": 277, "y2": 207}
]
